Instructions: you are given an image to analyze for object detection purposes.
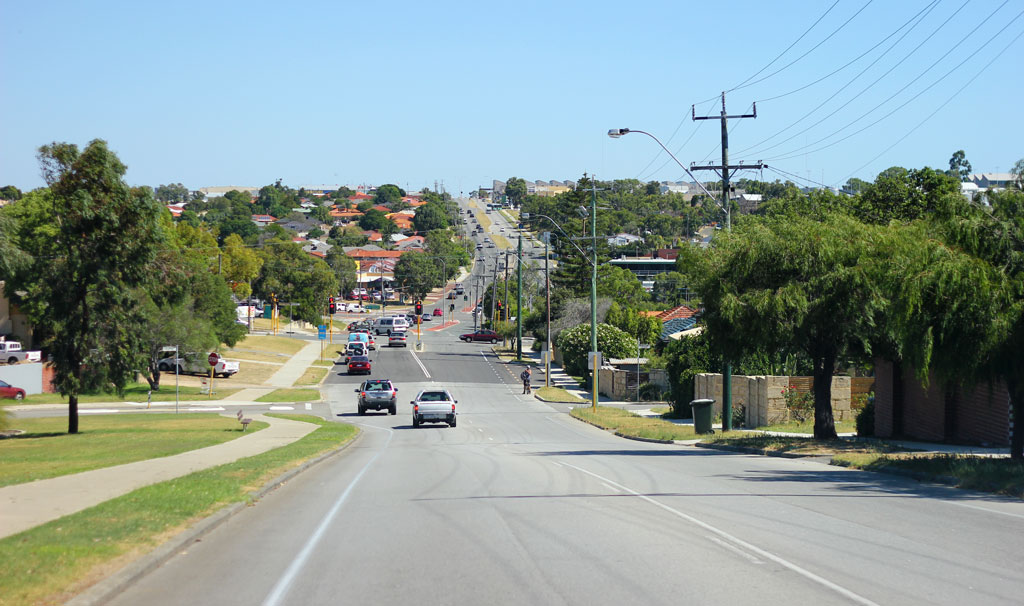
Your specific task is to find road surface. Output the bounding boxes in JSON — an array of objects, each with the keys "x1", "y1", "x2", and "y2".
[{"x1": 105, "y1": 295, "x2": 1024, "y2": 606}]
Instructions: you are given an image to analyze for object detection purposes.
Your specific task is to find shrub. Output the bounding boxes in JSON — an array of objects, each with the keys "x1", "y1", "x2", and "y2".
[
  {"x1": 555, "y1": 323, "x2": 638, "y2": 379},
  {"x1": 732, "y1": 402, "x2": 746, "y2": 429},
  {"x1": 639, "y1": 382, "x2": 666, "y2": 402},
  {"x1": 856, "y1": 398, "x2": 875, "y2": 436},
  {"x1": 782, "y1": 385, "x2": 814, "y2": 422}
]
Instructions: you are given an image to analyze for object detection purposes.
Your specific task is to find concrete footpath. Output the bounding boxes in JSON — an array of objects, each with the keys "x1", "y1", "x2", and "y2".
[
  {"x1": 0, "y1": 415, "x2": 318, "y2": 540},
  {"x1": 0, "y1": 337, "x2": 331, "y2": 540}
]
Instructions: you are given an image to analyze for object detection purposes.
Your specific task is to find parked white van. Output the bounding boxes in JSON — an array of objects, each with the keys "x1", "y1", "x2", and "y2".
[{"x1": 373, "y1": 316, "x2": 409, "y2": 335}]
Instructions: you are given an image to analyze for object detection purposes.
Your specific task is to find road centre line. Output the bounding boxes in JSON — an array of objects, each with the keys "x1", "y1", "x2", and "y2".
[
  {"x1": 263, "y1": 426, "x2": 394, "y2": 606},
  {"x1": 560, "y1": 462, "x2": 880, "y2": 606},
  {"x1": 408, "y1": 349, "x2": 431, "y2": 379}
]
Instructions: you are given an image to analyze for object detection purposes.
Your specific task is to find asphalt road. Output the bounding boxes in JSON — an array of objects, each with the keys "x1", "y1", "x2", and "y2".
[{"x1": 103, "y1": 307, "x2": 1024, "y2": 606}]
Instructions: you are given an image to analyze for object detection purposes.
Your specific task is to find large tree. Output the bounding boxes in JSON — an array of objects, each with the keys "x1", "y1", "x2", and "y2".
[
  {"x1": 4, "y1": 140, "x2": 164, "y2": 433},
  {"x1": 505, "y1": 177, "x2": 527, "y2": 206},
  {"x1": 681, "y1": 212, "x2": 884, "y2": 439},
  {"x1": 412, "y1": 202, "x2": 450, "y2": 233},
  {"x1": 947, "y1": 150, "x2": 972, "y2": 182},
  {"x1": 374, "y1": 184, "x2": 405, "y2": 207},
  {"x1": 394, "y1": 253, "x2": 440, "y2": 301}
]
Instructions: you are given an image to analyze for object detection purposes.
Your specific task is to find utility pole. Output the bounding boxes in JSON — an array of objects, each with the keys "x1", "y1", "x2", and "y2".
[
  {"x1": 544, "y1": 232, "x2": 551, "y2": 387},
  {"x1": 516, "y1": 230, "x2": 523, "y2": 362},
  {"x1": 691, "y1": 92, "x2": 763, "y2": 432}
]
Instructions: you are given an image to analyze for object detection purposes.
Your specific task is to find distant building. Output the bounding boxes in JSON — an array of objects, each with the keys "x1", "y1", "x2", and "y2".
[
  {"x1": 607, "y1": 233, "x2": 643, "y2": 247},
  {"x1": 200, "y1": 186, "x2": 259, "y2": 199},
  {"x1": 967, "y1": 173, "x2": 1015, "y2": 190},
  {"x1": 660, "y1": 182, "x2": 690, "y2": 195},
  {"x1": 251, "y1": 214, "x2": 277, "y2": 227}
]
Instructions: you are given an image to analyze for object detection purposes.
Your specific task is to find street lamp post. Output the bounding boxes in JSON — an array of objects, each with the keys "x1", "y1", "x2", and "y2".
[
  {"x1": 608, "y1": 127, "x2": 731, "y2": 430},
  {"x1": 524, "y1": 208, "x2": 600, "y2": 410}
]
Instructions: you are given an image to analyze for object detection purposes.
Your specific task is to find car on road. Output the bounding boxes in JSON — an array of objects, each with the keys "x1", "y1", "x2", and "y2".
[
  {"x1": 388, "y1": 332, "x2": 407, "y2": 347},
  {"x1": 410, "y1": 388, "x2": 457, "y2": 428},
  {"x1": 432, "y1": 307, "x2": 442, "y2": 316},
  {"x1": 356, "y1": 379, "x2": 398, "y2": 415},
  {"x1": 460, "y1": 329, "x2": 499, "y2": 343},
  {"x1": 419, "y1": 314, "x2": 431, "y2": 322},
  {"x1": 0, "y1": 379, "x2": 26, "y2": 400},
  {"x1": 347, "y1": 355, "x2": 371, "y2": 375},
  {"x1": 343, "y1": 342, "x2": 367, "y2": 362},
  {"x1": 348, "y1": 320, "x2": 372, "y2": 331}
]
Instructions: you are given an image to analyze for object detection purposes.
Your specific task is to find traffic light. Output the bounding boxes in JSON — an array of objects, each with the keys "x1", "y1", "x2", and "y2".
[
  {"x1": 328, "y1": 296, "x2": 336, "y2": 315},
  {"x1": 496, "y1": 301, "x2": 503, "y2": 319},
  {"x1": 415, "y1": 300, "x2": 423, "y2": 315}
]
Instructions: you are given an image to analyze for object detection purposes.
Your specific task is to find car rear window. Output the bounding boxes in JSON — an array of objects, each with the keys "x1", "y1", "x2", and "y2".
[
  {"x1": 419, "y1": 391, "x2": 450, "y2": 401},
  {"x1": 350, "y1": 356, "x2": 369, "y2": 362}
]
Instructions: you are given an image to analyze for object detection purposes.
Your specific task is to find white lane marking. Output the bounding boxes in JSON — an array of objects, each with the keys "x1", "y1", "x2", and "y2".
[
  {"x1": 948, "y1": 501, "x2": 1024, "y2": 520},
  {"x1": 269, "y1": 405, "x2": 294, "y2": 411},
  {"x1": 707, "y1": 535, "x2": 763, "y2": 564},
  {"x1": 408, "y1": 349, "x2": 431, "y2": 379},
  {"x1": 305, "y1": 403, "x2": 312, "y2": 410},
  {"x1": 488, "y1": 437, "x2": 493, "y2": 441},
  {"x1": 560, "y1": 462, "x2": 880, "y2": 606},
  {"x1": 601, "y1": 482, "x2": 622, "y2": 494},
  {"x1": 477, "y1": 428, "x2": 483, "y2": 433},
  {"x1": 263, "y1": 426, "x2": 394, "y2": 606},
  {"x1": 80, "y1": 409, "x2": 121, "y2": 414},
  {"x1": 188, "y1": 406, "x2": 226, "y2": 412}
]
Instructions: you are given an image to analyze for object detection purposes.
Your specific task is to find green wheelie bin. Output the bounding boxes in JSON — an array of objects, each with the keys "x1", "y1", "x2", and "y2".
[{"x1": 689, "y1": 398, "x2": 715, "y2": 434}]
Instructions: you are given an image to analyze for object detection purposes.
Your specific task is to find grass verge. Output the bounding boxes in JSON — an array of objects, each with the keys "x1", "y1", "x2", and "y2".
[
  {"x1": 833, "y1": 453, "x2": 1024, "y2": 499},
  {"x1": 571, "y1": 405, "x2": 696, "y2": 442},
  {"x1": 492, "y1": 234, "x2": 512, "y2": 249},
  {"x1": 535, "y1": 386, "x2": 587, "y2": 403},
  {"x1": 14, "y1": 383, "x2": 242, "y2": 406},
  {"x1": 255, "y1": 388, "x2": 322, "y2": 403},
  {"x1": 294, "y1": 366, "x2": 329, "y2": 386},
  {"x1": 701, "y1": 433, "x2": 908, "y2": 456},
  {"x1": 757, "y1": 419, "x2": 857, "y2": 434},
  {"x1": 0, "y1": 414, "x2": 357, "y2": 606},
  {"x1": 0, "y1": 414, "x2": 266, "y2": 487}
]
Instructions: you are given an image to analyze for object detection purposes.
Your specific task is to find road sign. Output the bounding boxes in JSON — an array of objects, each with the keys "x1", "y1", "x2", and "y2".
[
  {"x1": 208, "y1": 352, "x2": 220, "y2": 367},
  {"x1": 318, "y1": 325, "x2": 327, "y2": 340},
  {"x1": 587, "y1": 351, "x2": 602, "y2": 370}
]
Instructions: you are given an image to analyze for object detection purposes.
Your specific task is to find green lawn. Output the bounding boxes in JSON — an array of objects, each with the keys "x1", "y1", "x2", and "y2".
[
  {"x1": 571, "y1": 406, "x2": 696, "y2": 442},
  {"x1": 0, "y1": 414, "x2": 357, "y2": 606},
  {"x1": 0, "y1": 414, "x2": 266, "y2": 487},
  {"x1": 255, "y1": 389, "x2": 321, "y2": 403},
  {"x1": 13, "y1": 383, "x2": 242, "y2": 406}
]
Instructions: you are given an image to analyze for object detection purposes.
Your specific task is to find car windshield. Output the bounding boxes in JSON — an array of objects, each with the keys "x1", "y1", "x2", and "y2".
[{"x1": 418, "y1": 391, "x2": 450, "y2": 402}]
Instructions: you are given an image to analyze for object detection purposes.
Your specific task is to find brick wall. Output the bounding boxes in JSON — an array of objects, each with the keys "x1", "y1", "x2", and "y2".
[{"x1": 873, "y1": 359, "x2": 1009, "y2": 446}]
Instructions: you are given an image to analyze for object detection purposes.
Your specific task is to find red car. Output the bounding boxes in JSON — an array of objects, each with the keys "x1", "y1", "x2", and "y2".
[
  {"x1": 348, "y1": 355, "x2": 371, "y2": 375},
  {"x1": 459, "y1": 329, "x2": 500, "y2": 343},
  {"x1": 432, "y1": 308, "x2": 443, "y2": 316},
  {"x1": 0, "y1": 379, "x2": 26, "y2": 400}
]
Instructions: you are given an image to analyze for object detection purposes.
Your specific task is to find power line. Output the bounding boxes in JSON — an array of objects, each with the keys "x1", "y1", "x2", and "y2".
[
  {"x1": 695, "y1": 0, "x2": 841, "y2": 104},
  {"x1": 841, "y1": 25, "x2": 1024, "y2": 185},
  {"x1": 754, "y1": 0, "x2": 941, "y2": 104},
  {"x1": 764, "y1": 7, "x2": 1024, "y2": 163},
  {"x1": 741, "y1": 0, "x2": 972, "y2": 158},
  {"x1": 729, "y1": 0, "x2": 875, "y2": 93},
  {"x1": 637, "y1": 98, "x2": 717, "y2": 181}
]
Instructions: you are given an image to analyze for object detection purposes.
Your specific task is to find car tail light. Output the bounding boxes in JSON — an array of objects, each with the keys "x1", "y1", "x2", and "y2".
[
  {"x1": 360, "y1": 392, "x2": 366, "y2": 398},
  {"x1": 414, "y1": 404, "x2": 419, "y2": 413},
  {"x1": 451, "y1": 404, "x2": 456, "y2": 413}
]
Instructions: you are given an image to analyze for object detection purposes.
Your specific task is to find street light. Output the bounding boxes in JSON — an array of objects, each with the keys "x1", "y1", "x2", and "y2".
[
  {"x1": 609, "y1": 127, "x2": 733, "y2": 429},
  {"x1": 523, "y1": 190, "x2": 600, "y2": 411}
]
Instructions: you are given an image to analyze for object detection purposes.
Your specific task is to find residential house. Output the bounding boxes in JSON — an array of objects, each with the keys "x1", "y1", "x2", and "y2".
[
  {"x1": 607, "y1": 233, "x2": 643, "y2": 247},
  {"x1": 395, "y1": 235, "x2": 426, "y2": 251},
  {"x1": 251, "y1": 214, "x2": 277, "y2": 227},
  {"x1": 967, "y1": 173, "x2": 1016, "y2": 190}
]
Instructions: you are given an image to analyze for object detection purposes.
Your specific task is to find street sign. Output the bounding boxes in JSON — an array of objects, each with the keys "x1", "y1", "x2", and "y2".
[
  {"x1": 161, "y1": 345, "x2": 178, "y2": 352},
  {"x1": 587, "y1": 351, "x2": 603, "y2": 370},
  {"x1": 318, "y1": 325, "x2": 327, "y2": 340},
  {"x1": 208, "y1": 352, "x2": 220, "y2": 367}
]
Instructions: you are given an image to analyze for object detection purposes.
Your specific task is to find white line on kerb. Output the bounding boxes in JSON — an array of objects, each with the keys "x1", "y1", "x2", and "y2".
[
  {"x1": 560, "y1": 462, "x2": 880, "y2": 606},
  {"x1": 408, "y1": 349, "x2": 430, "y2": 379},
  {"x1": 262, "y1": 426, "x2": 394, "y2": 606}
]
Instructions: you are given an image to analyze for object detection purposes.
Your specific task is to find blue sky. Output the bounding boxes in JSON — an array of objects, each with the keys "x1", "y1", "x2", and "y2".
[{"x1": 2, "y1": 0, "x2": 1021, "y2": 194}]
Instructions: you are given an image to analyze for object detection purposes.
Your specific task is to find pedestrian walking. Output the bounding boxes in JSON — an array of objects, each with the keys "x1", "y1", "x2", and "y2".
[{"x1": 521, "y1": 366, "x2": 532, "y2": 394}]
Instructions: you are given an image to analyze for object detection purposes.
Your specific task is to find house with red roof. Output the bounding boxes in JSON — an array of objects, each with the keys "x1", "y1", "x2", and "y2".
[{"x1": 251, "y1": 214, "x2": 277, "y2": 227}]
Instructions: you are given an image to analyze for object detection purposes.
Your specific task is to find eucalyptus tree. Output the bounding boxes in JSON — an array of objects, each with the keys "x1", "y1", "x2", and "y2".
[{"x1": 3, "y1": 140, "x2": 164, "y2": 433}]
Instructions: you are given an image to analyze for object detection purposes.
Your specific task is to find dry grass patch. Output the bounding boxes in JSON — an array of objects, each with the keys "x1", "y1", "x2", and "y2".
[
  {"x1": 294, "y1": 366, "x2": 329, "y2": 386},
  {"x1": 255, "y1": 389, "x2": 321, "y2": 403},
  {"x1": 571, "y1": 405, "x2": 696, "y2": 442},
  {"x1": 535, "y1": 386, "x2": 587, "y2": 403},
  {"x1": 703, "y1": 433, "x2": 908, "y2": 456},
  {"x1": 227, "y1": 335, "x2": 307, "y2": 356},
  {"x1": 833, "y1": 452, "x2": 1024, "y2": 498}
]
